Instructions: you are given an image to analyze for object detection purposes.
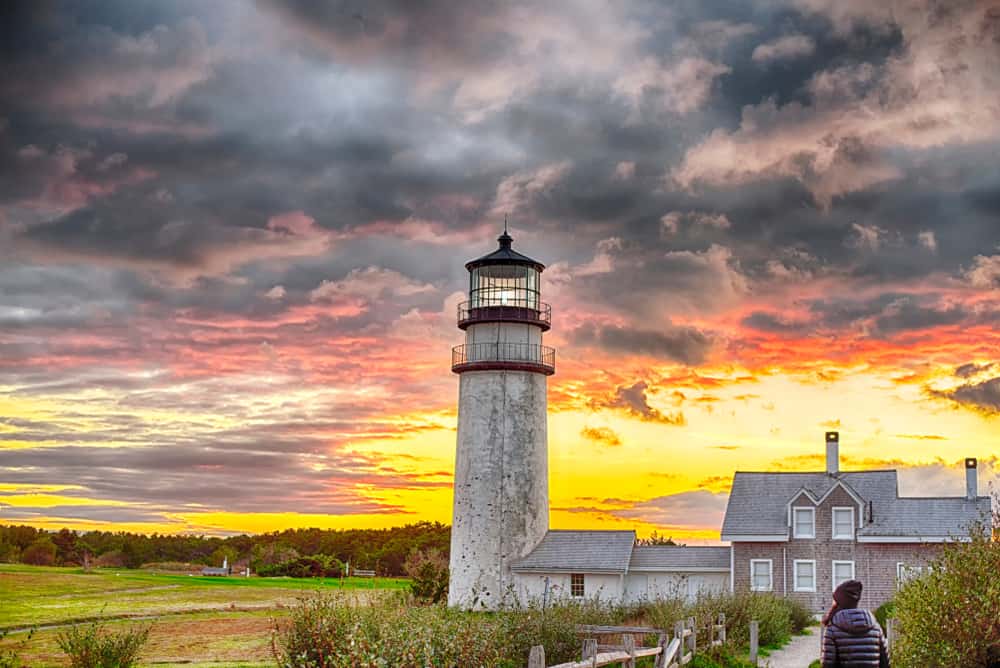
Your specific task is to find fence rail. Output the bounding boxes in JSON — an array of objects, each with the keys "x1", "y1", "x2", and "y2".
[{"x1": 529, "y1": 616, "x2": 725, "y2": 668}]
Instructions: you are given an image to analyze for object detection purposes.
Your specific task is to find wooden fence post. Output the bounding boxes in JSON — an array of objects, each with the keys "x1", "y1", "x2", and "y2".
[
  {"x1": 581, "y1": 638, "x2": 598, "y2": 667},
  {"x1": 528, "y1": 645, "x2": 545, "y2": 668},
  {"x1": 719, "y1": 613, "x2": 726, "y2": 643},
  {"x1": 749, "y1": 620, "x2": 759, "y2": 666},
  {"x1": 655, "y1": 630, "x2": 668, "y2": 668},
  {"x1": 623, "y1": 633, "x2": 637, "y2": 668},
  {"x1": 687, "y1": 616, "x2": 696, "y2": 655}
]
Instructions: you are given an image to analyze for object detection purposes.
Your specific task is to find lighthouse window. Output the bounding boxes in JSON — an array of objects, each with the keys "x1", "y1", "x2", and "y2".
[
  {"x1": 470, "y1": 265, "x2": 540, "y2": 310},
  {"x1": 571, "y1": 573, "x2": 585, "y2": 598}
]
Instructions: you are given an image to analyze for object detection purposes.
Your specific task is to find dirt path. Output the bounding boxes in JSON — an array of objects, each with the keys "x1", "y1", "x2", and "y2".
[{"x1": 764, "y1": 631, "x2": 820, "y2": 668}]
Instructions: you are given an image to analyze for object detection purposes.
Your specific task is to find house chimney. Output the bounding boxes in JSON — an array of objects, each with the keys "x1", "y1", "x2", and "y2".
[
  {"x1": 965, "y1": 458, "x2": 978, "y2": 501},
  {"x1": 826, "y1": 431, "x2": 839, "y2": 474}
]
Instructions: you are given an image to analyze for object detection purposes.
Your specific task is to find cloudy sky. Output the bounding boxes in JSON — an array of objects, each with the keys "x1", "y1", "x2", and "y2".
[{"x1": 1, "y1": 0, "x2": 998, "y2": 541}]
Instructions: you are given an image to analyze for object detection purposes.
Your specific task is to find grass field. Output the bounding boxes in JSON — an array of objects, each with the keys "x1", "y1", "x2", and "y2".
[{"x1": 0, "y1": 564, "x2": 409, "y2": 666}]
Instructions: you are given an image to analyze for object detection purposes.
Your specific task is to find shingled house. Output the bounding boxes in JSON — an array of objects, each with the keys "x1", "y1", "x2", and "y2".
[
  {"x1": 510, "y1": 530, "x2": 730, "y2": 604},
  {"x1": 721, "y1": 432, "x2": 990, "y2": 612}
]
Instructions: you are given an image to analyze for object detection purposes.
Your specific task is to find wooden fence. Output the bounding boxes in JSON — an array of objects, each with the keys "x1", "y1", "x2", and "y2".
[{"x1": 528, "y1": 614, "x2": 726, "y2": 668}]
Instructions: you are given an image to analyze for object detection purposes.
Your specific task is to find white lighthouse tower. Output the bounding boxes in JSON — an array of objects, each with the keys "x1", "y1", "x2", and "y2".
[{"x1": 448, "y1": 227, "x2": 554, "y2": 609}]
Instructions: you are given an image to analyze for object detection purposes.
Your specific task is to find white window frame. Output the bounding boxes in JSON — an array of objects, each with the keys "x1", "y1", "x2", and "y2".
[
  {"x1": 896, "y1": 563, "x2": 925, "y2": 587},
  {"x1": 832, "y1": 507, "x2": 855, "y2": 540},
  {"x1": 832, "y1": 560, "x2": 855, "y2": 590},
  {"x1": 570, "y1": 573, "x2": 585, "y2": 598},
  {"x1": 792, "y1": 507, "x2": 816, "y2": 539},
  {"x1": 750, "y1": 559, "x2": 773, "y2": 592},
  {"x1": 793, "y1": 559, "x2": 816, "y2": 592}
]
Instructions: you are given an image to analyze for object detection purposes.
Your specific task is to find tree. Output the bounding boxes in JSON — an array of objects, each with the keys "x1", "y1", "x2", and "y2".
[
  {"x1": 21, "y1": 537, "x2": 57, "y2": 566},
  {"x1": 403, "y1": 548, "x2": 449, "y2": 603},
  {"x1": 0, "y1": 540, "x2": 18, "y2": 563},
  {"x1": 636, "y1": 530, "x2": 679, "y2": 546},
  {"x1": 52, "y1": 528, "x2": 80, "y2": 565},
  {"x1": 208, "y1": 546, "x2": 238, "y2": 569},
  {"x1": 250, "y1": 542, "x2": 299, "y2": 572}
]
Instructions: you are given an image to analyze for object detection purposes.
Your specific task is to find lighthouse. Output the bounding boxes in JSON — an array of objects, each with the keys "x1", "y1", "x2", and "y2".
[{"x1": 448, "y1": 227, "x2": 554, "y2": 609}]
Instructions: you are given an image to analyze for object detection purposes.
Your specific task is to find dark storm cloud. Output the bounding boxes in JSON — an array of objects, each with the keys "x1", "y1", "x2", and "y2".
[
  {"x1": 741, "y1": 311, "x2": 812, "y2": 334},
  {"x1": 258, "y1": 0, "x2": 505, "y2": 66},
  {"x1": 571, "y1": 322, "x2": 714, "y2": 365},
  {"x1": 932, "y1": 376, "x2": 1000, "y2": 416},
  {"x1": 0, "y1": 505, "x2": 175, "y2": 525},
  {"x1": 0, "y1": 441, "x2": 441, "y2": 515},
  {"x1": 596, "y1": 381, "x2": 685, "y2": 426},
  {"x1": 955, "y1": 363, "x2": 994, "y2": 379}
]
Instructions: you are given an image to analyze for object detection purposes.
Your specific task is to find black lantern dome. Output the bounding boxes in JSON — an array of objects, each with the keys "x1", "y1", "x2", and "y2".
[{"x1": 465, "y1": 231, "x2": 545, "y2": 272}]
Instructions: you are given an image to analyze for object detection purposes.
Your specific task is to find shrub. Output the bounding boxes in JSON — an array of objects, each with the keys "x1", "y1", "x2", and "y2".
[
  {"x1": 272, "y1": 590, "x2": 807, "y2": 667},
  {"x1": 0, "y1": 629, "x2": 33, "y2": 668},
  {"x1": 257, "y1": 555, "x2": 342, "y2": 578},
  {"x1": 785, "y1": 597, "x2": 815, "y2": 634},
  {"x1": 56, "y1": 620, "x2": 150, "y2": 668},
  {"x1": 892, "y1": 516, "x2": 1000, "y2": 668},
  {"x1": 20, "y1": 537, "x2": 56, "y2": 566},
  {"x1": 402, "y1": 548, "x2": 449, "y2": 603},
  {"x1": 686, "y1": 591, "x2": 792, "y2": 648},
  {"x1": 93, "y1": 550, "x2": 127, "y2": 568},
  {"x1": 139, "y1": 561, "x2": 203, "y2": 573},
  {"x1": 873, "y1": 600, "x2": 894, "y2": 632},
  {"x1": 272, "y1": 593, "x2": 626, "y2": 667}
]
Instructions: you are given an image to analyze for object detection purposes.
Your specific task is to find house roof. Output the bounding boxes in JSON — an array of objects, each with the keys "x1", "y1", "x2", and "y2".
[
  {"x1": 629, "y1": 546, "x2": 730, "y2": 571},
  {"x1": 721, "y1": 469, "x2": 989, "y2": 541},
  {"x1": 858, "y1": 496, "x2": 992, "y2": 538},
  {"x1": 511, "y1": 530, "x2": 636, "y2": 573}
]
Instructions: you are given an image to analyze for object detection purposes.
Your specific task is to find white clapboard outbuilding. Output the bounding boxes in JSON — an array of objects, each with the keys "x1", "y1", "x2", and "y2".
[{"x1": 510, "y1": 530, "x2": 730, "y2": 604}]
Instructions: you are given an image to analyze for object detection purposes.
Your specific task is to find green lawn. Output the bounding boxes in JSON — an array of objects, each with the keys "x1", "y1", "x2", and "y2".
[{"x1": 0, "y1": 564, "x2": 408, "y2": 667}]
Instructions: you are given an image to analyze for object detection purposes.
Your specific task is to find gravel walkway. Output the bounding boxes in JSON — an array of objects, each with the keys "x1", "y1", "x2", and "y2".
[{"x1": 764, "y1": 630, "x2": 821, "y2": 668}]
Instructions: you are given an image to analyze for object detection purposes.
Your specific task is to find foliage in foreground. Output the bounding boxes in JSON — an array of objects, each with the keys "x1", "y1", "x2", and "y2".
[
  {"x1": 0, "y1": 629, "x2": 33, "y2": 668},
  {"x1": 403, "y1": 548, "x2": 450, "y2": 603},
  {"x1": 56, "y1": 619, "x2": 151, "y2": 668},
  {"x1": 272, "y1": 590, "x2": 811, "y2": 667},
  {"x1": 891, "y1": 516, "x2": 1000, "y2": 668}
]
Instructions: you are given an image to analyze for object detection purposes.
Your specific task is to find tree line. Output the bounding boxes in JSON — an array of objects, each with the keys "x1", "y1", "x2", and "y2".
[{"x1": 0, "y1": 522, "x2": 451, "y2": 576}]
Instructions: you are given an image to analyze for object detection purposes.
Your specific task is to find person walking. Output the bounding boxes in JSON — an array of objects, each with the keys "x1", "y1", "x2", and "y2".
[{"x1": 821, "y1": 579, "x2": 889, "y2": 668}]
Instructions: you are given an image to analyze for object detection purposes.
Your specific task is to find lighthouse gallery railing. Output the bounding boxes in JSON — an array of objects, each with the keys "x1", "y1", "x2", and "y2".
[
  {"x1": 451, "y1": 342, "x2": 555, "y2": 373},
  {"x1": 457, "y1": 300, "x2": 552, "y2": 330}
]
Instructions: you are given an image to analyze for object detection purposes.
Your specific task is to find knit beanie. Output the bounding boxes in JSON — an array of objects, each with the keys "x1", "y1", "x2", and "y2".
[{"x1": 833, "y1": 579, "x2": 863, "y2": 609}]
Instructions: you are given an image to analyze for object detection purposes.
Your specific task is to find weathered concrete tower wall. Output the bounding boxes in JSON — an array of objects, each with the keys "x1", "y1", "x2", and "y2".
[
  {"x1": 448, "y1": 230, "x2": 553, "y2": 609},
  {"x1": 449, "y1": 370, "x2": 548, "y2": 608}
]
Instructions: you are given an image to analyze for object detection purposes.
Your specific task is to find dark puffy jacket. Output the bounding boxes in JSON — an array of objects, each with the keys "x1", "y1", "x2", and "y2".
[{"x1": 821, "y1": 608, "x2": 889, "y2": 668}]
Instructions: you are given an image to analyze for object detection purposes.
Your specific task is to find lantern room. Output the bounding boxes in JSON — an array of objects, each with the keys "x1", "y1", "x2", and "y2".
[{"x1": 457, "y1": 231, "x2": 551, "y2": 331}]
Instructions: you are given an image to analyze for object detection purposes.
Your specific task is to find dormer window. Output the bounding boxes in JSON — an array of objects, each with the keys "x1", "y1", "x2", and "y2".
[
  {"x1": 793, "y1": 507, "x2": 815, "y2": 539},
  {"x1": 832, "y1": 507, "x2": 855, "y2": 540}
]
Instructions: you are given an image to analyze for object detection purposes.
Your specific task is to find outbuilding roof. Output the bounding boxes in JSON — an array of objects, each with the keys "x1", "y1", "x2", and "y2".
[
  {"x1": 629, "y1": 546, "x2": 730, "y2": 571},
  {"x1": 511, "y1": 530, "x2": 636, "y2": 573}
]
